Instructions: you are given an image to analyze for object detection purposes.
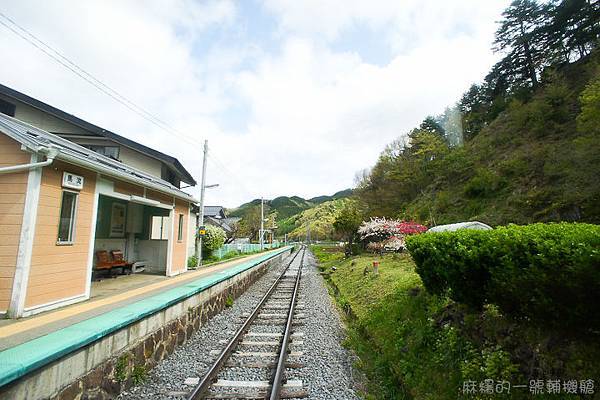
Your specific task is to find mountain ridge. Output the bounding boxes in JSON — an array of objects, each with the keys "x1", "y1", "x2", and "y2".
[{"x1": 228, "y1": 189, "x2": 353, "y2": 220}]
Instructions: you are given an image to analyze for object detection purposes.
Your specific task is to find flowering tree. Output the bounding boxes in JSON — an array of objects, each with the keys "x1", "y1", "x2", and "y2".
[
  {"x1": 358, "y1": 217, "x2": 427, "y2": 252},
  {"x1": 384, "y1": 236, "x2": 406, "y2": 252},
  {"x1": 397, "y1": 221, "x2": 428, "y2": 235},
  {"x1": 202, "y1": 225, "x2": 226, "y2": 255},
  {"x1": 358, "y1": 217, "x2": 398, "y2": 241}
]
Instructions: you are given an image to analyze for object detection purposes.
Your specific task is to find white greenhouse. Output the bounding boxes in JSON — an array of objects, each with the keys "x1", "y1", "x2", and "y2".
[{"x1": 427, "y1": 221, "x2": 492, "y2": 233}]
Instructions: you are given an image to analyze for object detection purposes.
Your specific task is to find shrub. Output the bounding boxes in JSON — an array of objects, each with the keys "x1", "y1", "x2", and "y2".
[
  {"x1": 464, "y1": 168, "x2": 504, "y2": 198},
  {"x1": 406, "y1": 223, "x2": 600, "y2": 331},
  {"x1": 187, "y1": 255, "x2": 198, "y2": 269},
  {"x1": 202, "y1": 225, "x2": 226, "y2": 257},
  {"x1": 131, "y1": 365, "x2": 147, "y2": 385}
]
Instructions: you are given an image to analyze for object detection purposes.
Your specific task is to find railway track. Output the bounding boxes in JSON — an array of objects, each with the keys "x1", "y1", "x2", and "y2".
[{"x1": 188, "y1": 246, "x2": 307, "y2": 400}]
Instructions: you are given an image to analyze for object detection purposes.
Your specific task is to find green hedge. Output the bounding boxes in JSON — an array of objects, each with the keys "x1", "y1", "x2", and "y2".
[{"x1": 406, "y1": 223, "x2": 600, "y2": 330}]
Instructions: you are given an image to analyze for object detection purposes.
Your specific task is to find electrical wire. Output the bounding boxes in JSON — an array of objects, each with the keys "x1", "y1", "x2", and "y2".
[
  {"x1": 0, "y1": 11, "x2": 200, "y2": 148},
  {"x1": 0, "y1": 10, "x2": 262, "y2": 202},
  {"x1": 206, "y1": 151, "x2": 257, "y2": 199}
]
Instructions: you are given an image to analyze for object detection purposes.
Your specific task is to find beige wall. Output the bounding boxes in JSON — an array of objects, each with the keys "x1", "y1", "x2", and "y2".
[
  {"x1": 118, "y1": 146, "x2": 163, "y2": 178},
  {"x1": 1, "y1": 94, "x2": 165, "y2": 180},
  {"x1": 0, "y1": 94, "x2": 91, "y2": 136},
  {"x1": 147, "y1": 189, "x2": 173, "y2": 205},
  {"x1": 171, "y1": 199, "x2": 189, "y2": 274},
  {"x1": 114, "y1": 180, "x2": 145, "y2": 197},
  {"x1": 0, "y1": 134, "x2": 29, "y2": 312},
  {"x1": 25, "y1": 161, "x2": 96, "y2": 309}
]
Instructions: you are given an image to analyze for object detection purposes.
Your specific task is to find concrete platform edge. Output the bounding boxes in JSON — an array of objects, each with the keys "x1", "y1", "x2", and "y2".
[{"x1": 0, "y1": 247, "x2": 292, "y2": 399}]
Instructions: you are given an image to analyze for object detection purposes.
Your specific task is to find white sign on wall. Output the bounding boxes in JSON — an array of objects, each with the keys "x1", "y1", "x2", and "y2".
[{"x1": 62, "y1": 172, "x2": 84, "y2": 190}]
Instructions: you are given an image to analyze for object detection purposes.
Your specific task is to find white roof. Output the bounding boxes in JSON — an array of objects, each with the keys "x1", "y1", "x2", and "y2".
[
  {"x1": 428, "y1": 221, "x2": 492, "y2": 232},
  {"x1": 0, "y1": 113, "x2": 197, "y2": 203}
]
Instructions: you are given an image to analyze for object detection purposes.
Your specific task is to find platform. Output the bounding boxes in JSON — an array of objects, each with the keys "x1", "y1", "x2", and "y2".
[{"x1": 0, "y1": 247, "x2": 291, "y2": 392}]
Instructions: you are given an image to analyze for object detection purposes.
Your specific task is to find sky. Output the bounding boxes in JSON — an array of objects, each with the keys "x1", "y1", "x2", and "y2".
[{"x1": 0, "y1": 0, "x2": 509, "y2": 207}]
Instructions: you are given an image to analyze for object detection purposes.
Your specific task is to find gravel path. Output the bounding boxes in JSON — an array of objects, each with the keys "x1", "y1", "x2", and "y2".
[{"x1": 119, "y1": 249, "x2": 360, "y2": 400}]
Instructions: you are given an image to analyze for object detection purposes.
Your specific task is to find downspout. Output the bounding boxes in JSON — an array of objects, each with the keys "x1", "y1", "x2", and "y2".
[
  {"x1": 7, "y1": 148, "x2": 58, "y2": 318},
  {"x1": 0, "y1": 147, "x2": 59, "y2": 174}
]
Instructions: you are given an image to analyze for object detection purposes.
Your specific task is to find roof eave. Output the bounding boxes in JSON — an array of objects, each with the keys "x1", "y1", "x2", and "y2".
[
  {"x1": 55, "y1": 150, "x2": 198, "y2": 203},
  {"x1": 0, "y1": 83, "x2": 197, "y2": 186}
]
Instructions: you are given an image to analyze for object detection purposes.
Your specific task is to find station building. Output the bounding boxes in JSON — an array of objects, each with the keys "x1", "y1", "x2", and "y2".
[{"x1": 0, "y1": 84, "x2": 198, "y2": 319}]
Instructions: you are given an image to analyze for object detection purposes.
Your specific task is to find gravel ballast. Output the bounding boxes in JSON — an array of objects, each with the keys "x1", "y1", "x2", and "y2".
[
  {"x1": 119, "y1": 248, "x2": 360, "y2": 399},
  {"x1": 288, "y1": 250, "x2": 360, "y2": 400}
]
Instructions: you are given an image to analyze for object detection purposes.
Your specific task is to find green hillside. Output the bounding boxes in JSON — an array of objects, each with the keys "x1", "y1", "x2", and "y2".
[
  {"x1": 308, "y1": 188, "x2": 353, "y2": 204},
  {"x1": 229, "y1": 190, "x2": 353, "y2": 239},
  {"x1": 281, "y1": 198, "x2": 348, "y2": 240},
  {"x1": 358, "y1": 51, "x2": 600, "y2": 226},
  {"x1": 269, "y1": 196, "x2": 313, "y2": 220}
]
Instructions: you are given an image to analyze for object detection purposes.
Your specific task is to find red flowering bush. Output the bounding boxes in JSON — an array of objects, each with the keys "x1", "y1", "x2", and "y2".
[
  {"x1": 358, "y1": 217, "x2": 427, "y2": 240},
  {"x1": 358, "y1": 218, "x2": 427, "y2": 252},
  {"x1": 397, "y1": 221, "x2": 428, "y2": 235}
]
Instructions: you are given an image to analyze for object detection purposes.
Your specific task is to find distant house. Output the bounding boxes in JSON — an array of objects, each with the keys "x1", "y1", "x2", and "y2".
[
  {"x1": 0, "y1": 84, "x2": 198, "y2": 318},
  {"x1": 204, "y1": 205, "x2": 226, "y2": 220},
  {"x1": 204, "y1": 206, "x2": 240, "y2": 238},
  {"x1": 187, "y1": 206, "x2": 241, "y2": 254}
]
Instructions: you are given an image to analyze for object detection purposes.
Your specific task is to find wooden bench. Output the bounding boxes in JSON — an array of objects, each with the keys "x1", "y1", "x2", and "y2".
[{"x1": 94, "y1": 250, "x2": 133, "y2": 278}]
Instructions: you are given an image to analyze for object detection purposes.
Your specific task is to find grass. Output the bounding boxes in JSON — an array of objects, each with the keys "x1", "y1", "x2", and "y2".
[
  {"x1": 131, "y1": 365, "x2": 147, "y2": 385},
  {"x1": 115, "y1": 354, "x2": 129, "y2": 382},
  {"x1": 311, "y1": 245, "x2": 600, "y2": 400}
]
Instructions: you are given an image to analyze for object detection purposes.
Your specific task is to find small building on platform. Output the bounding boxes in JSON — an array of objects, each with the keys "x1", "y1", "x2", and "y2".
[{"x1": 0, "y1": 84, "x2": 198, "y2": 318}]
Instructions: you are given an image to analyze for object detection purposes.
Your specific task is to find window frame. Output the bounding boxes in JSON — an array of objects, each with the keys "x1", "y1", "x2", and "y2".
[
  {"x1": 149, "y1": 215, "x2": 169, "y2": 240},
  {"x1": 84, "y1": 145, "x2": 120, "y2": 160},
  {"x1": 56, "y1": 189, "x2": 79, "y2": 245},
  {"x1": 177, "y1": 214, "x2": 184, "y2": 242}
]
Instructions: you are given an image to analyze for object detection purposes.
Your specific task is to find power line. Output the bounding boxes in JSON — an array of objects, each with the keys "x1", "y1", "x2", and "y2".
[
  {"x1": 0, "y1": 11, "x2": 200, "y2": 148},
  {"x1": 0, "y1": 11, "x2": 261, "y2": 202},
  {"x1": 206, "y1": 151, "x2": 257, "y2": 199}
]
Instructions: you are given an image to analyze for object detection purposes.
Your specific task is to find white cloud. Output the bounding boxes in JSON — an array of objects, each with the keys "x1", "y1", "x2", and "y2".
[
  {"x1": 0, "y1": 1, "x2": 509, "y2": 207},
  {"x1": 261, "y1": 0, "x2": 508, "y2": 50}
]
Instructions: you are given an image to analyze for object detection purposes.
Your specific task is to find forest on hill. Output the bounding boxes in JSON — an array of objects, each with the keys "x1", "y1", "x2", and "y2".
[
  {"x1": 355, "y1": 0, "x2": 599, "y2": 227},
  {"x1": 232, "y1": 0, "x2": 599, "y2": 242},
  {"x1": 313, "y1": 4, "x2": 600, "y2": 398},
  {"x1": 229, "y1": 189, "x2": 352, "y2": 240}
]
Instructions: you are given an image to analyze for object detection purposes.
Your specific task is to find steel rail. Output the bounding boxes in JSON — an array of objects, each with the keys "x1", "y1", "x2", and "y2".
[
  {"x1": 269, "y1": 246, "x2": 305, "y2": 400},
  {"x1": 187, "y1": 246, "x2": 302, "y2": 400}
]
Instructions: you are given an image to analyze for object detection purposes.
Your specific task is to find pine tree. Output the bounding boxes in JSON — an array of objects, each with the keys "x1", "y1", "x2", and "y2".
[
  {"x1": 419, "y1": 116, "x2": 446, "y2": 138},
  {"x1": 493, "y1": 0, "x2": 551, "y2": 87},
  {"x1": 546, "y1": 0, "x2": 600, "y2": 62}
]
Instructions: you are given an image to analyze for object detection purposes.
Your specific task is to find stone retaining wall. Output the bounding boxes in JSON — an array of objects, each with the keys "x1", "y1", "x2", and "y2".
[{"x1": 0, "y1": 251, "x2": 289, "y2": 400}]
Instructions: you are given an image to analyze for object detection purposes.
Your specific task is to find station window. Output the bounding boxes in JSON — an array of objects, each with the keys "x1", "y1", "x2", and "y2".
[
  {"x1": 177, "y1": 214, "x2": 184, "y2": 242},
  {"x1": 84, "y1": 145, "x2": 120, "y2": 160},
  {"x1": 150, "y1": 216, "x2": 170, "y2": 240},
  {"x1": 57, "y1": 191, "x2": 78, "y2": 243},
  {"x1": 0, "y1": 99, "x2": 16, "y2": 117}
]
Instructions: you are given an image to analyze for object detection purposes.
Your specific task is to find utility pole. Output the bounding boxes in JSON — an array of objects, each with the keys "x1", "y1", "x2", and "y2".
[
  {"x1": 260, "y1": 197, "x2": 264, "y2": 250},
  {"x1": 196, "y1": 140, "x2": 208, "y2": 268}
]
